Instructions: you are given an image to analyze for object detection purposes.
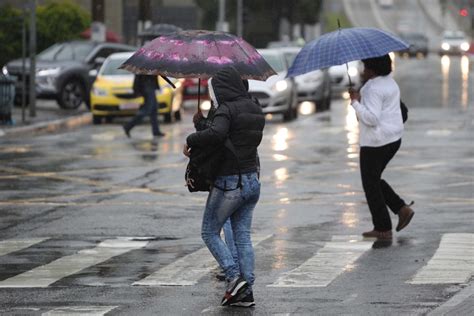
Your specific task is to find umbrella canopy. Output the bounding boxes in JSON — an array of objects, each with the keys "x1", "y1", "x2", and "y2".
[
  {"x1": 120, "y1": 30, "x2": 276, "y2": 81},
  {"x1": 287, "y1": 27, "x2": 409, "y2": 78}
]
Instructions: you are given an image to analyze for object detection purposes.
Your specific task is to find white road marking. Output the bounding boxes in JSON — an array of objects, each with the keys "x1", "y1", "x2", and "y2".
[
  {"x1": 42, "y1": 306, "x2": 118, "y2": 315},
  {"x1": 134, "y1": 234, "x2": 273, "y2": 286},
  {"x1": 0, "y1": 238, "x2": 148, "y2": 288},
  {"x1": 0, "y1": 238, "x2": 49, "y2": 257},
  {"x1": 268, "y1": 235, "x2": 373, "y2": 287},
  {"x1": 408, "y1": 233, "x2": 474, "y2": 284}
]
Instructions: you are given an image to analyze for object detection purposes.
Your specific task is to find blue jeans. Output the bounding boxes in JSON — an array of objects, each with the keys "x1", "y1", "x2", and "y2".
[
  {"x1": 201, "y1": 172, "x2": 260, "y2": 286},
  {"x1": 124, "y1": 88, "x2": 160, "y2": 136},
  {"x1": 223, "y1": 218, "x2": 238, "y2": 264}
]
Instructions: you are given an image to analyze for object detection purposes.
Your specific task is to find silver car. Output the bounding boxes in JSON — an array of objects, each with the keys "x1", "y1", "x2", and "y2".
[
  {"x1": 280, "y1": 47, "x2": 332, "y2": 111},
  {"x1": 248, "y1": 49, "x2": 298, "y2": 121}
]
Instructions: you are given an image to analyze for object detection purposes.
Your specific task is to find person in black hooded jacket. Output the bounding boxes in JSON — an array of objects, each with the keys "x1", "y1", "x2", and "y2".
[{"x1": 183, "y1": 66, "x2": 265, "y2": 307}]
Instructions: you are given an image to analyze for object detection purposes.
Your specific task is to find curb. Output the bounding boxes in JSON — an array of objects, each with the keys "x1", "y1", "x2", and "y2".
[{"x1": 0, "y1": 113, "x2": 92, "y2": 138}]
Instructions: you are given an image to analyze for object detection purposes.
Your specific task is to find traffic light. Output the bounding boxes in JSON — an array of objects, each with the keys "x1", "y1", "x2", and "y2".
[{"x1": 459, "y1": 8, "x2": 468, "y2": 17}]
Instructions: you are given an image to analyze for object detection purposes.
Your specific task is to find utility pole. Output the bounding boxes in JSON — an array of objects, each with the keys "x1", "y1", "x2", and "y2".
[
  {"x1": 28, "y1": 0, "x2": 36, "y2": 117},
  {"x1": 237, "y1": 0, "x2": 243, "y2": 37},
  {"x1": 217, "y1": 0, "x2": 228, "y2": 32}
]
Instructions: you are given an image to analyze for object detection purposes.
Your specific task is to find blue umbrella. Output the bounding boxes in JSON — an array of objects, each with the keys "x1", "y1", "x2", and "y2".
[{"x1": 287, "y1": 27, "x2": 409, "y2": 79}]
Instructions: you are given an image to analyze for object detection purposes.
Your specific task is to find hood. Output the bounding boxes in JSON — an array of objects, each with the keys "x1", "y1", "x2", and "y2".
[
  {"x1": 211, "y1": 66, "x2": 247, "y2": 104},
  {"x1": 248, "y1": 72, "x2": 285, "y2": 90}
]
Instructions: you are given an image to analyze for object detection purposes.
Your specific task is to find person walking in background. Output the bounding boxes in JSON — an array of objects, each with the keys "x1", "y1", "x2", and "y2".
[
  {"x1": 183, "y1": 67, "x2": 265, "y2": 307},
  {"x1": 123, "y1": 74, "x2": 165, "y2": 138},
  {"x1": 349, "y1": 54, "x2": 414, "y2": 240}
]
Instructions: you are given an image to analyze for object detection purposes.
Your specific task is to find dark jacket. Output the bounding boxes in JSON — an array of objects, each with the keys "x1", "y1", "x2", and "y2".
[
  {"x1": 186, "y1": 67, "x2": 265, "y2": 176},
  {"x1": 133, "y1": 74, "x2": 160, "y2": 96}
]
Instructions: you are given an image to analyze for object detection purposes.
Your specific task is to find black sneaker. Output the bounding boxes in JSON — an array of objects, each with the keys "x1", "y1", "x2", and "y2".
[
  {"x1": 220, "y1": 276, "x2": 248, "y2": 306},
  {"x1": 230, "y1": 290, "x2": 255, "y2": 307}
]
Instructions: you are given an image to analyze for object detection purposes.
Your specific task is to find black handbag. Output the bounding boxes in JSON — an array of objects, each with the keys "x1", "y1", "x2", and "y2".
[
  {"x1": 400, "y1": 100, "x2": 408, "y2": 123},
  {"x1": 185, "y1": 145, "x2": 224, "y2": 192},
  {"x1": 185, "y1": 139, "x2": 241, "y2": 193}
]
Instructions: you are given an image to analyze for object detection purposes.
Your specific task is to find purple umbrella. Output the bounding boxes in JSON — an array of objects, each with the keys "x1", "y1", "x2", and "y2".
[{"x1": 120, "y1": 30, "x2": 276, "y2": 81}]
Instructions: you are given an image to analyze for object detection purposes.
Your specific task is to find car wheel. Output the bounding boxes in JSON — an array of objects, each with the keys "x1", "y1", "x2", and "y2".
[
  {"x1": 92, "y1": 115, "x2": 102, "y2": 125},
  {"x1": 164, "y1": 112, "x2": 172, "y2": 123},
  {"x1": 174, "y1": 110, "x2": 182, "y2": 121},
  {"x1": 105, "y1": 116, "x2": 114, "y2": 123},
  {"x1": 57, "y1": 78, "x2": 86, "y2": 110}
]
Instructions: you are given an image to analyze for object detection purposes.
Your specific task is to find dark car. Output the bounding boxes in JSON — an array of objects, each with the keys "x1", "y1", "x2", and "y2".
[
  {"x1": 399, "y1": 33, "x2": 429, "y2": 58},
  {"x1": 3, "y1": 41, "x2": 136, "y2": 109}
]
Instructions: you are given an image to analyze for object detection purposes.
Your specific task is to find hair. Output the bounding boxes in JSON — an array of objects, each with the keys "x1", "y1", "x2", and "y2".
[{"x1": 362, "y1": 54, "x2": 392, "y2": 76}]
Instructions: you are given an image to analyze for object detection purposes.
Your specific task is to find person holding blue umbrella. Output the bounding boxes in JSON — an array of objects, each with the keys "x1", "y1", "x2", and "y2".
[{"x1": 349, "y1": 54, "x2": 414, "y2": 239}]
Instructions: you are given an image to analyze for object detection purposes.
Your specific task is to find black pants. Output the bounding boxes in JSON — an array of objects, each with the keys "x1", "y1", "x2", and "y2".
[
  {"x1": 124, "y1": 88, "x2": 160, "y2": 136},
  {"x1": 360, "y1": 139, "x2": 405, "y2": 231}
]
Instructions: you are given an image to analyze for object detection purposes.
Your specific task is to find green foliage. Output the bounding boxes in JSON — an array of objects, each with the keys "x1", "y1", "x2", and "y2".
[
  {"x1": 37, "y1": 0, "x2": 91, "y2": 53},
  {"x1": 0, "y1": 1, "x2": 91, "y2": 67},
  {"x1": 0, "y1": 5, "x2": 24, "y2": 67}
]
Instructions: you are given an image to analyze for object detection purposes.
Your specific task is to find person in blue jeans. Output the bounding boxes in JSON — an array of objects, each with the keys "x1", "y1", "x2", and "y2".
[
  {"x1": 123, "y1": 74, "x2": 165, "y2": 138},
  {"x1": 183, "y1": 67, "x2": 265, "y2": 307},
  {"x1": 193, "y1": 99, "x2": 239, "y2": 271}
]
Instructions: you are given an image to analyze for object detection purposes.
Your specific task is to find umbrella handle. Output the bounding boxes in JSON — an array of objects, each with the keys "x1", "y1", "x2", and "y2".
[
  {"x1": 345, "y1": 62, "x2": 353, "y2": 88},
  {"x1": 197, "y1": 78, "x2": 202, "y2": 114},
  {"x1": 160, "y1": 75, "x2": 176, "y2": 89}
]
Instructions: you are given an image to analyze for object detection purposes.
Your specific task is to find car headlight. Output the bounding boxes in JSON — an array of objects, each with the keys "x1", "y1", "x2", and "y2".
[
  {"x1": 441, "y1": 43, "x2": 450, "y2": 51},
  {"x1": 92, "y1": 87, "x2": 108, "y2": 96},
  {"x1": 1, "y1": 66, "x2": 8, "y2": 76},
  {"x1": 36, "y1": 67, "x2": 61, "y2": 77},
  {"x1": 273, "y1": 80, "x2": 288, "y2": 92},
  {"x1": 348, "y1": 66, "x2": 359, "y2": 77},
  {"x1": 460, "y1": 42, "x2": 470, "y2": 52}
]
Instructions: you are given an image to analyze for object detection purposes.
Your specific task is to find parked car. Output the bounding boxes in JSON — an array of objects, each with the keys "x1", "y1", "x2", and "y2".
[
  {"x1": 439, "y1": 30, "x2": 470, "y2": 55},
  {"x1": 328, "y1": 60, "x2": 363, "y2": 97},
  {"x1": 280, "y1": 46, "x2": 332, "y2": 111},
  {"x1": 248, "y1": 49, "x2": 298, "y2": 121},
  {"x1": 90, "y1": 52, "x2": 180, "y2": 124},
  {"x1": 398, "y1": 33, "x2": 429, "y2": 57},
  {"x1": 2, "y1": 40, "x2": 136, "y2": 109}
]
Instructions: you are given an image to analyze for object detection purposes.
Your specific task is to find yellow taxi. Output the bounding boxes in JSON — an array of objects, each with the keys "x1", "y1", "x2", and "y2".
[{"x1": 90, "y1": 52, "x2": 181, "y2": 124}]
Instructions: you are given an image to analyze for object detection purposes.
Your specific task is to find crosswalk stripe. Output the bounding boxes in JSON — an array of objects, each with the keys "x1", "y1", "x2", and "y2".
[
  {"x1": 408, "y1": 233, "x2": 474, "y2": 284},
  {"x1": 42, "y1": 306, "x2": 118, "y2": 315},
  {"x1": 133, "y1": 234, "x2": 273, "y2": 286},
  {"x1": 0, "y1": 238, "x2": 149, "y2": 288},
  {"x1": 0, "y1": 238, "x2": 49, "y2": 257},
  {"x1": 268, "y1": 235, "x2": 373, "y2": 287}
]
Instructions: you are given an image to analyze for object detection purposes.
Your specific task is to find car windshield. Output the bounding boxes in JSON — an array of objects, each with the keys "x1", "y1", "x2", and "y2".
[
  {"x1": 37, "y1": 42, "x2": 95, "y2": 61},
  {"x1": 260, "y1": 53, "x2": 286, "y2": 72},
  {"x1": 100, "y1": 58, "x2": 132, "y2": 76}
]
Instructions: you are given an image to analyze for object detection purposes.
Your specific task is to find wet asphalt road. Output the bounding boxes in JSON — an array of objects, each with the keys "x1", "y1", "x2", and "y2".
[{"x1": 0, "y1": 54, "x2": 472, "y2": 315}]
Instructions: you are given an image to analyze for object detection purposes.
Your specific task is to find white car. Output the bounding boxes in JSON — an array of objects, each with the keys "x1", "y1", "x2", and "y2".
[
  {"x1": 328, "y1": 60, "x2": 363, "y2": 97},
  {"x1": 280, "y1": 47, "x2": 332, "y2": 111},
  {"x1": 248, "y1": 49, "x2": 298, "y2": 121},
  {"x1": 439, "y1": 30, "x2": 470, "y2": 55}
]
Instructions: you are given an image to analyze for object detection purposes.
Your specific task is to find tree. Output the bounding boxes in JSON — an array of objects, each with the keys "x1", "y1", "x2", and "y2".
[
  {"x1": 0, "y1": 5, "x2": 23, "y2": 67},
  {"x1": 0, "y1": 1, "x2": 91, "y2": 67},
  {"x1": 36, "y1": 0, "x2": 91, "y2": 53}
]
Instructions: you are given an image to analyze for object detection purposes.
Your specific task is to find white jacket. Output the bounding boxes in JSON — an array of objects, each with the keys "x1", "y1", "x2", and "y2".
[{"x1": 352, "y1": 75, "x2": 404, "y2": 147}]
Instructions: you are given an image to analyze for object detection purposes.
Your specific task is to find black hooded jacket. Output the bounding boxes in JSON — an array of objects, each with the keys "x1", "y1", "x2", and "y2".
[{"x1": 186, "y1": 67, "x2": 265, "y2": 176}]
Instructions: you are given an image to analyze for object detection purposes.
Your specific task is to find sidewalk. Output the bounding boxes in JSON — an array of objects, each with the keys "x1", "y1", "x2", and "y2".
[{"x1": 0, "y1": 100, "x2": 91, "y2": 138}]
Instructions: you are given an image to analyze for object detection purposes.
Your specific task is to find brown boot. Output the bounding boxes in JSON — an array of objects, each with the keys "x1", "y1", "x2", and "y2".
[
  {"x1": 362, "y1": 230, "x2": 392, "y2": 239},
  {"x1": 396, "y1": 202, "x2": 415, "y2": 232}
]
